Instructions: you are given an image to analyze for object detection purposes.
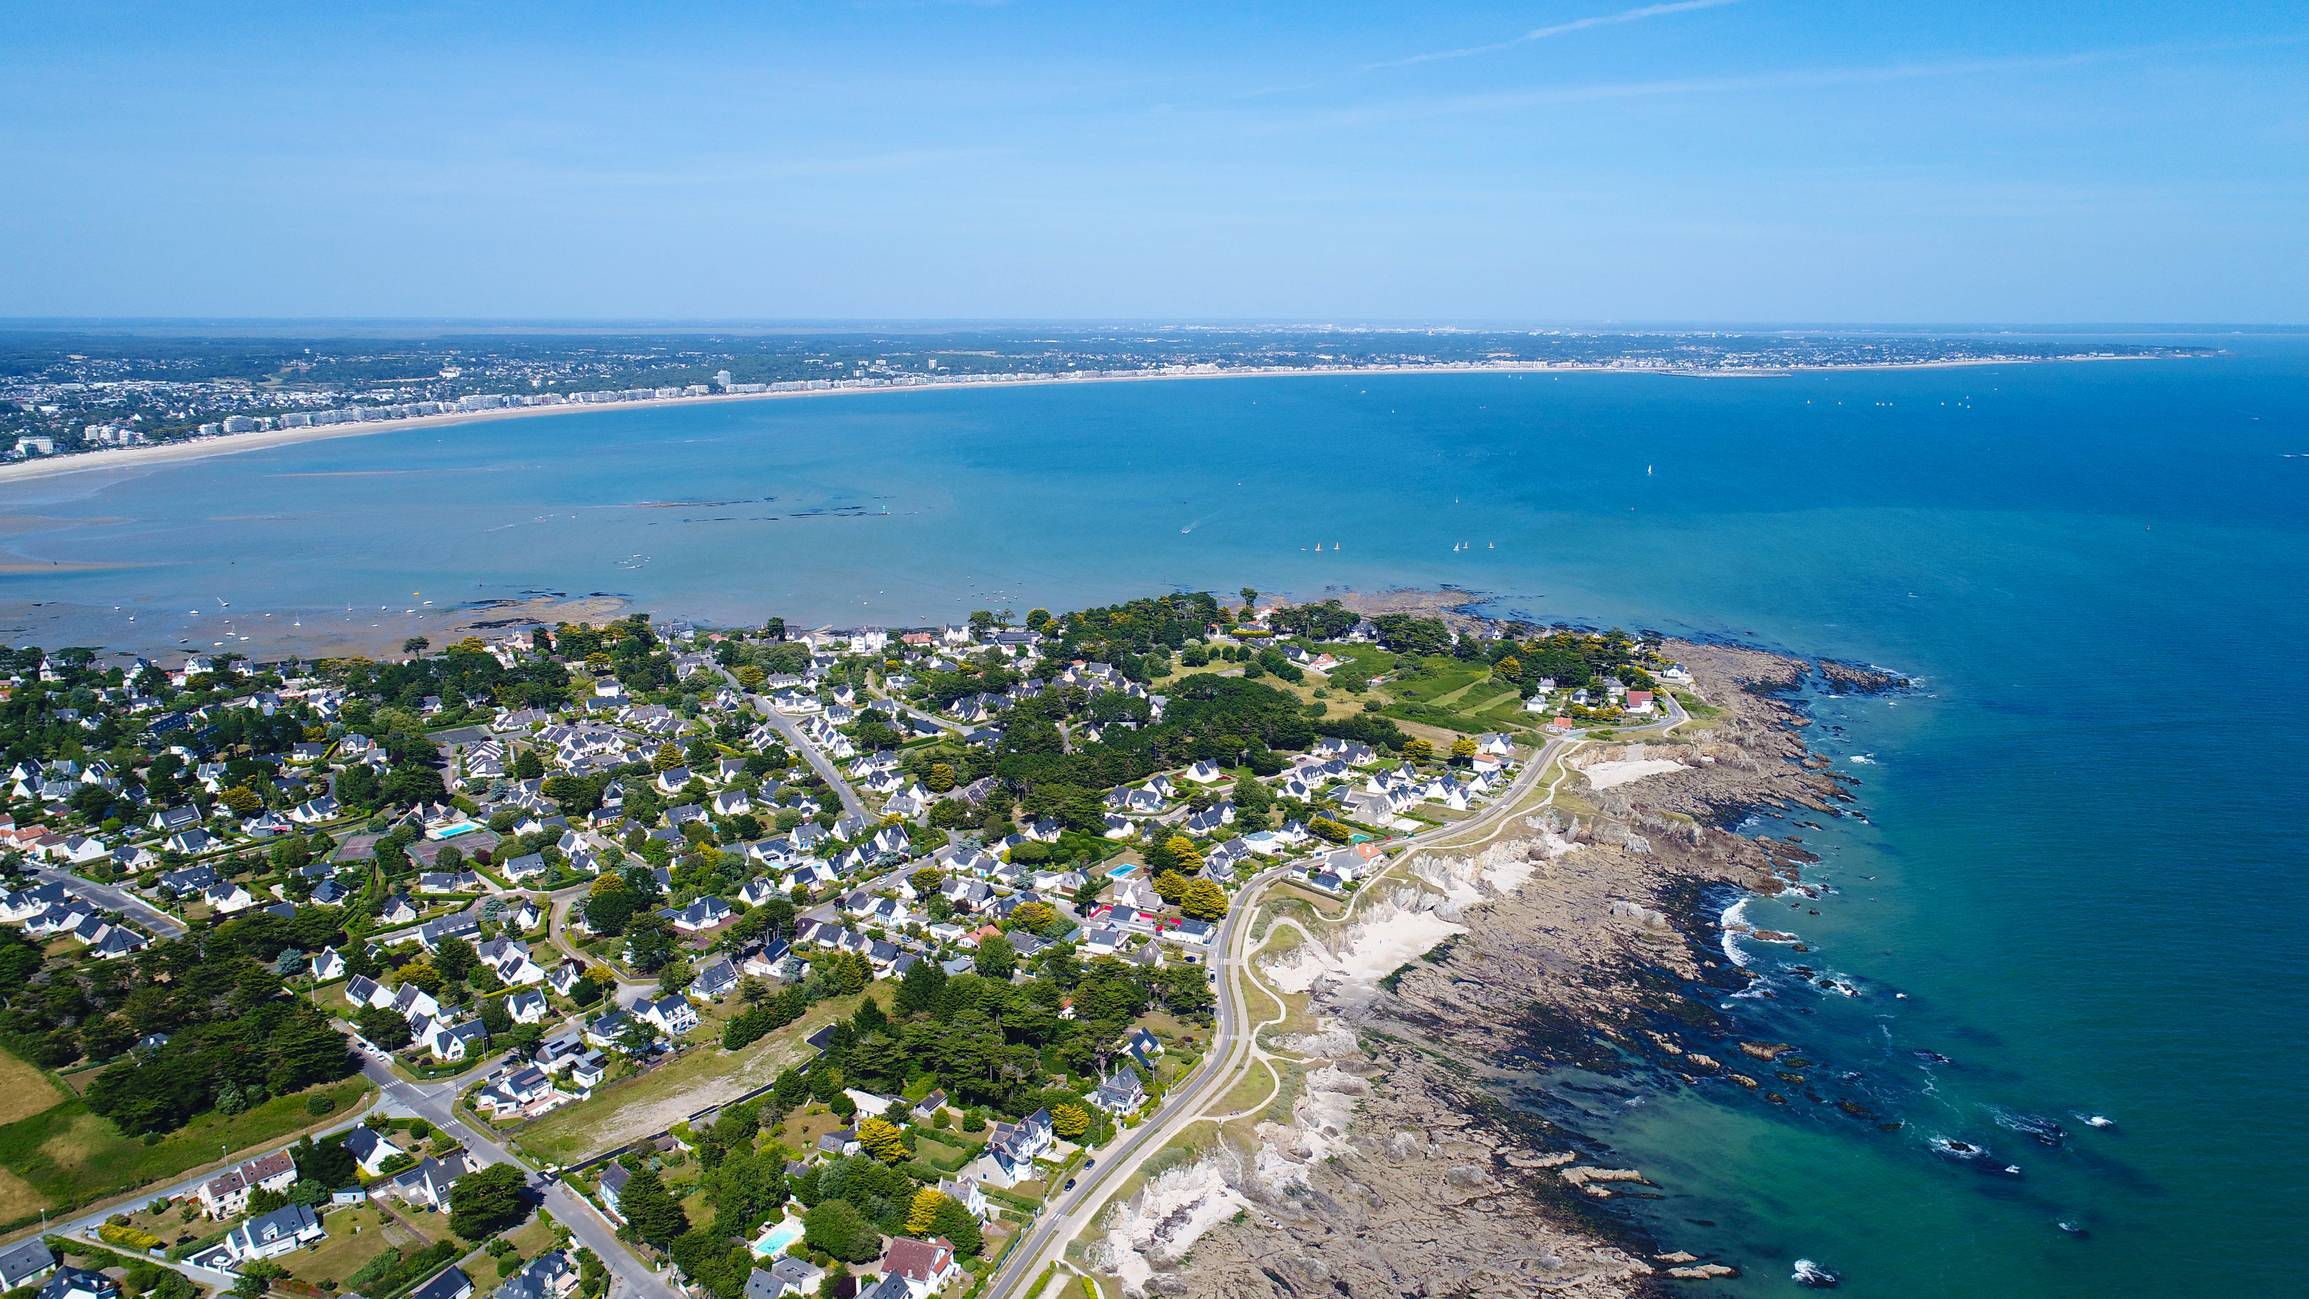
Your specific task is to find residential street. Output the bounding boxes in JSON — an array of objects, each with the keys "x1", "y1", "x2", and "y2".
[
  {"x1": 30, "y1": 862, "x2": 188, "y2": 938},
  {"x1": 360, "y1": 1056, "x2": 676, "y2": 1299},
  {"x1": 712, "y1": 664, "x2": 869, "y2": 822}
]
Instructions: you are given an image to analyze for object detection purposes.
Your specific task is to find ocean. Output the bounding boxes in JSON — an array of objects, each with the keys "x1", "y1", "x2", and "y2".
[{"x1": 4, "y1": 336, "x2": 2304, "y2": 1296}]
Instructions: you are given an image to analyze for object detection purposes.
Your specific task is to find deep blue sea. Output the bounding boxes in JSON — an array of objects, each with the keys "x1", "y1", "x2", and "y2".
[{"x1": 4, "y1": 337, "x2": 2304, "y2": 1296}]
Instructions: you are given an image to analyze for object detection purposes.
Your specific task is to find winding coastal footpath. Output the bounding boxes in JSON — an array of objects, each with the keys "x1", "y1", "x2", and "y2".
[{"x1": 990, "y1": 694, "x2": 1690, "y2": 1296}]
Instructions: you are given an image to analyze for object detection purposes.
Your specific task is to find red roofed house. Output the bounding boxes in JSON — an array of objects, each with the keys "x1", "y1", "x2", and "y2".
[
  {"x1": 878, "y1": 1237, "x2": 958, "y2": 1299},
  {"x1": 197, "y1": 1150, "x2": 298, "y2": 1219}
]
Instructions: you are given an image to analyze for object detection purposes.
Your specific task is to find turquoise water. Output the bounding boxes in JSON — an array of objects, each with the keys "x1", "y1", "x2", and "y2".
[
  {"x1": 3, "y1": 338, "x2": 2305, "y2": 1295},
  {"x1": 431, "y1": 822, "x2": 481, "y2": 839},
  {"x1": 750, "y1": 1216, "x2": 804, "y2": 1258}
]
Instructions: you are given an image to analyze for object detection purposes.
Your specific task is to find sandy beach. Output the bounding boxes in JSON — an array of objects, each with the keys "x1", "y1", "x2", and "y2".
[{"x1": 0, "y1": 353, "x2": 2139, "y2": 488}]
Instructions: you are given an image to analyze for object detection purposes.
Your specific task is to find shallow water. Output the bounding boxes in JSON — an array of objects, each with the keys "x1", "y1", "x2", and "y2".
[{"x1": 4, "y1": 336, "x2": 2306, "y2": 1295}]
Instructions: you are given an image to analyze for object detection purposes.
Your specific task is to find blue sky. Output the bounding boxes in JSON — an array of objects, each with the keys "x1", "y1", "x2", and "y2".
[{"x1": 3, "y1": 2, "x2": 2305, "y2": 322}]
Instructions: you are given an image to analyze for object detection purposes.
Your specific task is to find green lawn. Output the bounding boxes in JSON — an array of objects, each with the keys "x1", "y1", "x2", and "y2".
[
  {"x1": 1377, "y1": 658, "x2": 1536, "y2": 735},
  {"x1": 512, "y1": 992, "x2": 864, "y2": 1166},
  {"x1": 771, "y1": 1106, "x2": 850, "y2": 1157},
  {"x1": 0, "y1": 1074, "x2": 375, "y2": 1233},
  {"x1": 501, "y1": 1213, "x2": 561, "y2": 1260},
  {"x1": 278, "y1": 1203, "x2": 427, "y2": 1290},
  {"x1": 909, "y1": 1131, "x2": 984, "y2": 1174}
]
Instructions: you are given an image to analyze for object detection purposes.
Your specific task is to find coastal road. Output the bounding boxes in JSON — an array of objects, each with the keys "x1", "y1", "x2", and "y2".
[
  {"x1": 986, "y1": 699, "x2": 1699, "y2": 1291},
  {"x1": 985, "y1": 730, "x2": 1599, "y2": 1297},
  {"x1": 33, "y1": 863, "x2": 188, "y2": 938},
  {"x1": 981, "y1": 860, "x2": 1290, "y2": 1298}
]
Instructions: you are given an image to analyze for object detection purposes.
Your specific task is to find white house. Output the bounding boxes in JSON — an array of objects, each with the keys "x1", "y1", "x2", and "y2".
[{"x1": 223, "y1": 1204, "x2": 324, "y2": 1263}]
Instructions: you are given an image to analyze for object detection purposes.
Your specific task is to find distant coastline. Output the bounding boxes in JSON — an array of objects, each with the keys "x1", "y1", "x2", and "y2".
[{"x1": 0, "y1": 351, "x2": 2177, "y2": 486}]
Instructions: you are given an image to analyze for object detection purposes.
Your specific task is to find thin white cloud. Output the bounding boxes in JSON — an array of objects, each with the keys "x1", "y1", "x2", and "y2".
[
  {"x1": 1368, "y1": 0, "x2": 1741, "y2": 71},
  {"x1": 1287, "y1": 46, "x2": 2165, "y2": 131}
]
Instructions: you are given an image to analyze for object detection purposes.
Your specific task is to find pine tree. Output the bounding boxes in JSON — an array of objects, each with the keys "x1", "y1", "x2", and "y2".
[
  {"x1": 929, "y1": 1194, "x2": 984, "y2": 1256},
  {"x1": 619, "y1": 1165, "x2": 690, "y2": 1247}
]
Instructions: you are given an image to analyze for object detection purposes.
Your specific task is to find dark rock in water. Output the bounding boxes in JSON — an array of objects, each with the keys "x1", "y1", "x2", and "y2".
[
  {"x1": 2057, "y1": 1220, "x2": 2091, "y2": 1239},
  {"x1": 2003, "y1": 1113, "x2": 2069, "y2": 1147},
  {"x1": 1913, "y1": 1049, "x2": 1953, "y2": 1065}
]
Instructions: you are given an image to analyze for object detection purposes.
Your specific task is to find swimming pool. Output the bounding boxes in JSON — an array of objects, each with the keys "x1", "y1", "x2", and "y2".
[
  {"x1": 1106, "y1": 863, "x2": 1137, "y2": 879},
  {"x1": 751, "y1": 1216, "x2": 804, "y2": 1258},
  {"x1": 431, "y1": 821, "x2": 481, "y2": 839}
]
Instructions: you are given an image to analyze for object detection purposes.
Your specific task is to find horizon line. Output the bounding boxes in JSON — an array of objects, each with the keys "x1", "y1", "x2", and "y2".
[{"x1": 0, "y1": 316, "x2": 2302, "y2": 334}]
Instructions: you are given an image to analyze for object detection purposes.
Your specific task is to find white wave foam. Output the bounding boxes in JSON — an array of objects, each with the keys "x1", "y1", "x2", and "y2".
[{"x1": 1720, "y1": 895, "x2": 1753, "y2": 968}]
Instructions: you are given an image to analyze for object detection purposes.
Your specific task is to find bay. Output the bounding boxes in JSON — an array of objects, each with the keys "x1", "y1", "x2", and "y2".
[{"x1": 3, "y1": 336, "x2": 2303, "y2": 1296}]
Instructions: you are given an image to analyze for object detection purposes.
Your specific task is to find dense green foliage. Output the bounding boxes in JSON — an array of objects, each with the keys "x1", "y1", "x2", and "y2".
[
  {"x1": 448, "y1": 1163, "x2": 532, "y2": 1239},
  {"x1": 0, "y1": 910, "x2": 359, "y2": 1134}
]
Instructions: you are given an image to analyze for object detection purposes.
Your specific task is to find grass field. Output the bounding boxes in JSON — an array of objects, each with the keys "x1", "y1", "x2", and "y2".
[
  {"x1": 1377, "y1": 657, "x2": 1537, "y2": 735},
  {"x1": 0, "y1": 1074, "x2": 375, "y2": 1233},
  {"x1": 909, "y1": 1130, "x2": 984, "y2": 1174},
  {"x1": 513, "y1": 992, "x2": 864, "y2": 1166},
  {"x1": 500, "y1": 1213, "x2": 561, "y2": 1261},
  {"x1": 278, "y1": 1204, "x2": 417, "y2": 1290},
  {"x1": 0, "y1": 1047, "x2": 66, "y2": 1124}
]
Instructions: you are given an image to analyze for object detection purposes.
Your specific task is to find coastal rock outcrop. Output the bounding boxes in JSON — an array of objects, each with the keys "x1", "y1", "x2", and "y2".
[{"x1": 1159, "y1": 623, "x2": 1860, "y2": 1298}]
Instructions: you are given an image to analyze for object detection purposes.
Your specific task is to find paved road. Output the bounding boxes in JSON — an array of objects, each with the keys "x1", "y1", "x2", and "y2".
[
  {"x1": 32, "y1": 863, "x2": 189, "y2": 938},
  {"x1": 543, "y1": 890, "x2": 656, "y2": 1010},
  {"x1": 979, "y1": 709, "x2": 1709, "y2": 1296},
  {"x1": 866, "y1": 682, "x2": 965, "y2": 736},
  {"x1": 360, "y1": 1056, "x2": 675, "y2": 1299},
  {"x1": 0, "y1": 1106, "x2": 376, "y2": 1270},
  {"x1": 714, "y1": 666, "x2": 869, "y2": 822}
]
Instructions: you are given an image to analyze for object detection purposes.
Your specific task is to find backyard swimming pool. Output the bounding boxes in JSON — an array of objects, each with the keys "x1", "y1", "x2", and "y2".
[{"x1": 751, "y1": 1216, "x2": 805, "y2": 1258}]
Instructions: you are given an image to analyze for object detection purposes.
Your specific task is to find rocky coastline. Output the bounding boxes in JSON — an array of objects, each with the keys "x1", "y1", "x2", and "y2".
[{"x1": 1136, "y1": 623, "x2": 1899, "y2": 1297}]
